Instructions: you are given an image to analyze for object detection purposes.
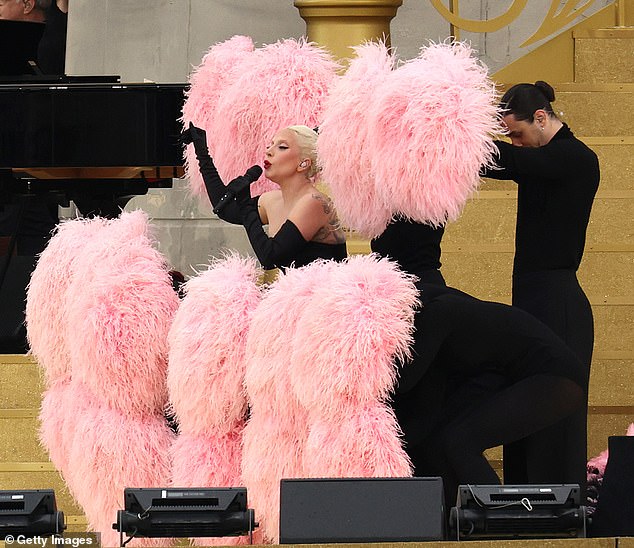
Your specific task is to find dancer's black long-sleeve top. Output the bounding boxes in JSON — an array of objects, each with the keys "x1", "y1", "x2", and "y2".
[
  {"x1": 483, "y1": 124, "x2": 599, "y2": 274},
  {"x1": 187, "y1": 126, "x2": 346, "y2": 270}
]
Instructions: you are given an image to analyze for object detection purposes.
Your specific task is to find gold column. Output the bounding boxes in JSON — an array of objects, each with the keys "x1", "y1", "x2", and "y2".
[{"x1": 294, "y1": 0, "x2": 403, "y2": 62}]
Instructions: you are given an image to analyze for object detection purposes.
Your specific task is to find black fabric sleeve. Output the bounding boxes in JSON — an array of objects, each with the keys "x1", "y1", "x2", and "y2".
[
  {"x1": 190, "y1": 133, "x2": 258, "y2": 224},
  {"x1": 482, "y1": 140, "x2": 573, "y2": 181},
  {"x1": 240, "y1": 206, "x2": 308, "y2": 270}
]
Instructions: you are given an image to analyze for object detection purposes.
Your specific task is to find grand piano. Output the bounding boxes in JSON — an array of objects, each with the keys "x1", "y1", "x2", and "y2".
[
  {"x1": 0, "y1": 78, "x2": 186, "y2": 217},
  {"x1": 0, "y1": 19, "x2": 187, "y2": 352},
  {"x1": 0, "y1": 20, "x2": 187, "y2": 217}
]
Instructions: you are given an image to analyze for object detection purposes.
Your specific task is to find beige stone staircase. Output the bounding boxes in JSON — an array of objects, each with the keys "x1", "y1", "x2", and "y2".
[{"x1": 0, "y1": 355, "x2": 86, "y2": 532}]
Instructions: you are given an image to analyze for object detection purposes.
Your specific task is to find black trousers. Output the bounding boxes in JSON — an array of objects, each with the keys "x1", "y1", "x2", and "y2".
[
  {"x1": 505, "y1": 269, "x2": 593, "y2": 492},
  {"x1": 392, "y1": 287, "x2": 586, "y2": 506}
]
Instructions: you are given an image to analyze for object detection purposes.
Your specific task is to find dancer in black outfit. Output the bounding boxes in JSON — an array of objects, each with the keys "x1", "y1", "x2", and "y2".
[
  {"x1": 371, "y1": 220, "x2": 586, "y2": 508},
  {"x1": 181, "y1": 123, "x2": 346, "y2": 270},
  {"x1": 370, "y1": 219, "x2": 446, "y2": 286},
  {"x1": 482, "y1": 81, "x2": 600, "y2": 491}
]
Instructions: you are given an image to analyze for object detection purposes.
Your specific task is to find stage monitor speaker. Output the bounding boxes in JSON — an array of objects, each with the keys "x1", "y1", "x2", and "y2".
[
  {"x1": 449, "y1": 484, "x2": 586, "y2": 540},
  {"x1": 279, "y1": 477, "x2": 445, "y2": 544}
]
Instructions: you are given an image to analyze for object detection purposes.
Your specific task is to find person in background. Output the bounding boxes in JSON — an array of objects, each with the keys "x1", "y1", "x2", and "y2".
[
  {"x1": 37, "y1": 0, "x2": 68, "y2": 74},
  {"x1": 181, "y1": 123, "x2": 347, "y2": 270},
  {"x1": 0, "y1": 0, "x2": 49, "y2": 22},
  {"x1": 482, "y1": 80, "x2": 600, "y2": 492}
]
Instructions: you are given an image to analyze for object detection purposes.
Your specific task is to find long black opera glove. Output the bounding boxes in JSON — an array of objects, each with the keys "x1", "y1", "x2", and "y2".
[
  {"x1": 240, "y1": 203, "x2": 308, "y2": 270},
  {"x1": 181, "y1": 122, "x2": 257, "y2": 224}
]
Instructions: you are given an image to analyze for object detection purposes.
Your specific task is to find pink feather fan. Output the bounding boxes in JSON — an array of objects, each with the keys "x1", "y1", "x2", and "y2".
[
  {"x1": 368, "y1": 41, "x2": 501, "y2": 228},
  {"x1": 320, "y1": 41, "x2": 501, "y2": 237},
  {"x1": 291, "y1": 255, "x2": 417, "y2": 478},
  {"x1": 26, "y1": 217, "x2": 108, "y2": 385},
  {"x1": 183, "y1": 36, "x2": 339, "y2": 202},
  {"x1": 182, "y1": 35, "x2": 255, "y2": 198},
  {"x1": 242, "y1": 261, "x2": 337, "y2": 543},
  {"x1": 68, "y1": 405, "x2": 174, "y2": 548},
  {"x1": 66, "y1": 210, "x2": 179, "y2": 416},
  {"x1": 167, "y1": 253, "x2": 261, "y2": 436},
  {"x1": 317, "y1": 41, "x2": 396, "y2": 237},
  {"x1": 167, "y1": 254, "x2": 261, "y2": 546}
]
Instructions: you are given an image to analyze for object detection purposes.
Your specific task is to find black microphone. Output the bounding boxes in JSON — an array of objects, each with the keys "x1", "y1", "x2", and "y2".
[{"x1": 213, "y1": 165, "x2": 263, "y2": 215}]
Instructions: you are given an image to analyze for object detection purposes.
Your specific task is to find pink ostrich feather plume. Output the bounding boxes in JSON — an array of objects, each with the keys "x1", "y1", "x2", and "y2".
[
  {"x1": 367, "y1": 41, "x2": 501, "y2": 226},
  {"x1": 182, "y1": 35, "x2": 255, "y2": 198},
  {"x1": 587, "y1": 422, "x2": 634, "y2": 478},
  {"x1": 67, "y1": 407, "x2": 174, "y2": 547},
  {"x1": 167, "y1": 254, "x2": 261, "y2": 435},
  {"x1": 242, "y1": 262, "x2": 337, "y2": 543},
  {"x1": 317, "y1": 41, "x2": 396, "y2": 237},
  {"x1": 171, "y1": 428, "x2": 257, "y2": 544},
  {"x1": 304, "y1": 406, "x2": 412, "y2": 478},
  {"x1": 26, "y1": 217, "x2": 108, "y2": 385},
  {"x1": 38, "y1": 379, "x2": 102, "y2": 491},
  {"x1": 67, "y1": 211, "x2": 179, "y2": 415},
  {"x1": 290, "y1": 254, "x2": 419, "y2": 416},
  {"x1": 210, "y1": 38, "x2": 339, "y2": 197},
  {"x1": 244, "y1": 260, "x2": 337, "y2": 413},
  {"x1": 242, "y1": 418, "x2": 310, "y2": 544},
  {"x1": 170, "y1": 429, "x2": 245, "y2": 491}
]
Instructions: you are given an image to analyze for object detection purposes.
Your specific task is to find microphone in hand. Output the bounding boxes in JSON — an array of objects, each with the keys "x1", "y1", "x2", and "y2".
[{"x1": 213, "y1": 165, "x2": 263, "y2": 214}]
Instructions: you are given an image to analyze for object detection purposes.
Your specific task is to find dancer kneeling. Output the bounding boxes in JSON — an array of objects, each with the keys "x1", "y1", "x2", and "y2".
[
  {"x1": 182, "y1": 123, "x2": 347, "y2": 269},
  {"x1": 372, "y1": 219, "x2": 586, "y2": 508}
]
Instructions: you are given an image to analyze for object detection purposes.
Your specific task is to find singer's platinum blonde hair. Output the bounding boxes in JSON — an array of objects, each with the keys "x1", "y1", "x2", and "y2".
[{"x1": 287, "y1": 125, "x2": 319, "y2": 178}]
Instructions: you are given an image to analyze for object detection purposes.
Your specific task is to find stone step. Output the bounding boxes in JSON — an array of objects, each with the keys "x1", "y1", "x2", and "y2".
[
  {"x1": 439, "y1": 249, "x2": 633, "y2": 302},
  {"x1": 550, "y1": 84, "x2": 634, "y2": 137},
  {"x1": 441, "y1": 193, "x2": 632, "y2": 248},
  {"x1": 574, "y1": 28, "x2": 634, "y2": 83}
]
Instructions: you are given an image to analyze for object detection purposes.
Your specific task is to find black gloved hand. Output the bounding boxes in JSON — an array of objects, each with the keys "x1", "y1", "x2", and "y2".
[
  {"x1": 180, "y1": 122, "x2": 207, "y2": 148},
  {"x1": 226, "y1": 175, "x2": 253, "y2": 206}
]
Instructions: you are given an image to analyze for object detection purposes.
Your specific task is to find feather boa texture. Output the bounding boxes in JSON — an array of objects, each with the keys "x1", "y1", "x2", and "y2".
[
  {"x1": 30, "y1": 211, "x2": 179, "y2": 547},
  {"x1": 182, "y1": 35, "x2": 255, "y2": 199},
  {"x1": 167, "y1": 254, "x2": 261, "y2": 546},
  {"x1": 26, "y1": 217, "x2": 108, "y2": 385},
  {"x1": 182, "y1": 36, "x2": 339, "y2": 198},
  {"x1": 167, "y1": 253, "x2": 261, "y2": 435},
  {"x1": 242, "y1": 256, "x2": 417, "y2": 542},
  {"x1": 67, "y1": 211, "x2": 179, "y2": 415},
  {"x1": 319, "y1": 41, "x2": 502, "y2": 238},
  {"x1": 317, "y1": 41, "x2": 396, "y2": 236}
]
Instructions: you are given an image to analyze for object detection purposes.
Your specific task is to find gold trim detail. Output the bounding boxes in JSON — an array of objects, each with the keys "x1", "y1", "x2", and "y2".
[
  {"x1": 430, "y1": 0, "x2": 528, "y2": 33},
  {"x1": 522, "y1": 0, "x2": 598, "y2": 47}
]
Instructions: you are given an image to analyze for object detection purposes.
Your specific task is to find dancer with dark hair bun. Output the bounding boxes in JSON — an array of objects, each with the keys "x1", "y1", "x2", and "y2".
[{"x1": 482, "y1": 80, "x2": 600, "y2": 492}]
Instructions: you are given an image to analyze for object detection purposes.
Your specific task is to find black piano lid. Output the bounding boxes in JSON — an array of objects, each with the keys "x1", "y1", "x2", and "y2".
[{"x1": 0, "y1": 82, "x2": 187, "y2": 169}]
